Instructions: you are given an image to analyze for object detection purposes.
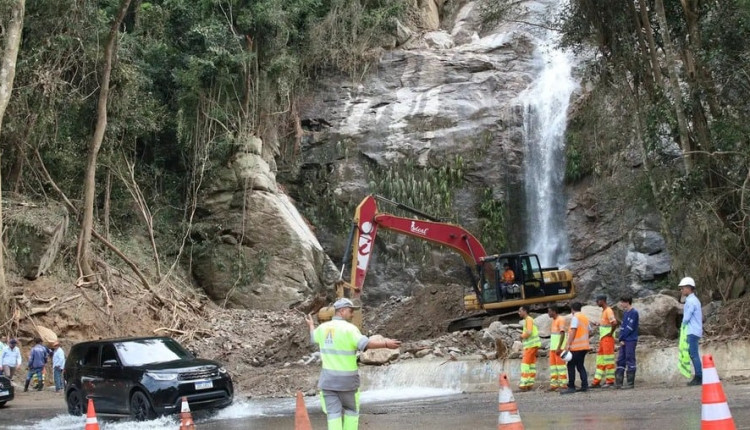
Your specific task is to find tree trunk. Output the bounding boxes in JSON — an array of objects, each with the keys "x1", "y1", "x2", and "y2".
[
  {"x1": 0, "y1": 0, "x2": 26, "y2": 322},
  {"x1": 104, "y1": 170, "x2": 111, "y2": 241},
  {"x1": 654, "y1": 0, "x2": 693, "y2": 173},
  {"x1": 679, "y1": 0, "x2": 721, "y2": 118},
  {"x1": 76, "y1": 0, "x2": 132, "y2": 281},
  {"x1": 627, "y1": 0, "x2": 655, "y2": 92},
  {"x1": 637, "y1": 0, "x2": 663, "y2": 83}
]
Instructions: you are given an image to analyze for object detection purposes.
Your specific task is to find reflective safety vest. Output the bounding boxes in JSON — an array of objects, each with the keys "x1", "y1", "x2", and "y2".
[
  {"x1": 550, "y1": 315, "x2": 567, "y2": 350},
  {"x1": 569, "y1": 313, "x2": 590, "y2": 351},
  {"x1": 522, "y1": 316, "x2": 542, "y2": 349},
  {"x1": 313, "y1": 318, "x2": 368, "y2": 391},
  {"x1": 599, "y1": 307, "x2": 615, "y2": 337}
]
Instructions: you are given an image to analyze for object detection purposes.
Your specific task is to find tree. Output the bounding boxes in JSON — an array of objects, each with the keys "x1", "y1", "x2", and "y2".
[
  {"x1": 0, "y1": 0, "x2": 26, "y2": 321},
  {"x1": 76, "y1": 0, "x2": 133, "y2": 282}
]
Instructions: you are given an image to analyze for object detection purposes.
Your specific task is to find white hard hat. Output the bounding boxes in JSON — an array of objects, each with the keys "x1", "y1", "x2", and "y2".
[
  {"x1": 679, "y1": 277, "x2": 696, "y2": 288},
  {"x1": 560, "y1": 350, "x2": 573, "y2": 363}
]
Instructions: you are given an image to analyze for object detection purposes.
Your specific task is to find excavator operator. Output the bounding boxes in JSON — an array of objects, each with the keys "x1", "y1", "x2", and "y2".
[
  {"x1": 502, "y1": 263, "x2": 515, "y2": 284},
  {"x1": 501, "y1": 262, "x2": 516, "y2": 299}
]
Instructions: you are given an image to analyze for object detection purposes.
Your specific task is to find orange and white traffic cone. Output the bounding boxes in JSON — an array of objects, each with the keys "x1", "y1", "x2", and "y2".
[
  {"x1": 701, "y1": 354, "x2": 736, "y2": 430},
  {"x1": 179, "y1": 396, "x2": 196, "y2": 430},
  {"x1": 84, "y1": 398, "x2": 100, "y2": 430},
  {"x1": 498, "y1": 373, "x2": 524, "y2": 430},
  {"x1": 295, "y1": 391, "x2": 312, "y2": 430}
]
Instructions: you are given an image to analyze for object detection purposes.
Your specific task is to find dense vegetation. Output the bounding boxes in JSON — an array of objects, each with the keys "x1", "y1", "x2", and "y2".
[
  {"x1": 558, "y1": 0, "x2": 750, "y2": 301},
  {"x1": 0, "y1": 0, "x2": 407, "y2": 317},
  {"x1": 1, "y1": 0, "x2": 749, "y2": 322}
]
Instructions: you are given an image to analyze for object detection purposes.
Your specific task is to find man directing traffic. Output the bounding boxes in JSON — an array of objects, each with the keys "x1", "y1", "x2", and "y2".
[{"x1": 305, "y1": 298, "x2": 401, "y2": 430}]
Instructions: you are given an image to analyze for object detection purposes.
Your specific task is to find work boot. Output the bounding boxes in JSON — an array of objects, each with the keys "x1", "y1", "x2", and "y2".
[
  {"x1": 614, "y1": 369, "x2": 625, "y2": 389},
  {"x1": 23, "y1": 380, "x2": 30, "y2": 392},
  {"x1": 559, "y1": 387, "x2": 577, "y2": 395},
  {"x1": 687, "y1": 375, "x2": 702, "y2": 386},
  {"x1": 623, "y1": 370, "x2": 636, "y2": 389}
]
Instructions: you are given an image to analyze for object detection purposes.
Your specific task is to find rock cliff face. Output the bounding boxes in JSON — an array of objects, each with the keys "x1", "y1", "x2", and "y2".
[
  {"x1": 292, "y1": 0, "x2": 675, "y2": 304},
  {"x1": 297, "y1": 1, "x2": 545, "y2": 301},
  {"x1": 191, "y1": 137, "x2": 338, "y2": 310}
]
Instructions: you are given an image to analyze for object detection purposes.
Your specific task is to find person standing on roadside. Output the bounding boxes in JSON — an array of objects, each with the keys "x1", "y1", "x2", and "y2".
[
  {"x1": 679, "y1": 277, "x2": 703, "y2": 386},
  {"x1": 560, "y1": 302, "x2": 591, "y2": 394},
  {"x1": 592, "y1": 295, "x2": 618, "y2": 388},
  {"x1": 518, "y1": 305, "x2": 541, "y2": 391},
  {"x1": 616, "y1": 296, "x2": 639, "y2": 389},
  {"x1": 24, "y1": 338, "x2": 48, "y2": 392},
  {"x1": 1, "y1": 339, "x2": 22, "y2": 381},
  {"x1": 547, "y1": 306, "x2": 567, "y2": 391},
  {"x1": 305, "y1": 298, "x2": 401, "y2": 430},
  {"x1": 52, "y1": 342, "x2": 66, "y2": 393}
]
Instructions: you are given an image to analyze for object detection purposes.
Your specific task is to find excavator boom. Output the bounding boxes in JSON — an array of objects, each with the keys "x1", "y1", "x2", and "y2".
[
  {"x1": 320, "y1": 194, "x2": 576, "y2": 330},
  {"x1": 349, "y1": 195, "x2": 487, "y2": 298}
]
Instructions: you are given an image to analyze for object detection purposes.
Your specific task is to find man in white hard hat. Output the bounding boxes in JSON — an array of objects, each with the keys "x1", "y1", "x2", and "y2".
[
  {"x1": 679, "y1": 277, "x2": 703, "y2": 386},
  {"x1": 305, "y1": 298, "x2": 401, "y2": 430}
]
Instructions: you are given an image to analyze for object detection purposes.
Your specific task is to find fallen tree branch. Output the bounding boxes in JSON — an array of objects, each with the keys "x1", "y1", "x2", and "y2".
[
  {"x1": 34, "y1": 148, "x2": 165, "y2": 305},
  {"x1": 29, "y1": 304, "x2": 56, "y2": 316}
]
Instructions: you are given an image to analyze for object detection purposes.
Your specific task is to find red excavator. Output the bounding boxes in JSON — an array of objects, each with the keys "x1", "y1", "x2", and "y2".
[{"x1": 318, "y1": 194, "x2": 576, "y2": 331}]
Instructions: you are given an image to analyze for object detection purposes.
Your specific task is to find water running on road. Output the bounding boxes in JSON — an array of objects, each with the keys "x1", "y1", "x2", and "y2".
[{"x1": 7, "y1": 387, "x2": 458, "y2": 429}]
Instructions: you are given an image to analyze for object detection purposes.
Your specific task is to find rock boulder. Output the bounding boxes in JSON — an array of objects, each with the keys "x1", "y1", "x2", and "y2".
[
  {"x1": 4, "y1": 200, "x2": 67, "y2": 280},
  {"x1": 192, "y1": 138, "x2": 338, "y2": 310},
  {"x1": 634, "y1": 294, "x2": 681, "y2": 339},
  {"x1": 360, "y1": 335, "x2": 400, "y2": 364}
]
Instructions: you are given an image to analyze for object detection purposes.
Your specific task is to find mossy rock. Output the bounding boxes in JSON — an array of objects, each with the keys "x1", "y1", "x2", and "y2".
[{"x1": 4, "y1": 200, "x2": 68, "y2": 279}]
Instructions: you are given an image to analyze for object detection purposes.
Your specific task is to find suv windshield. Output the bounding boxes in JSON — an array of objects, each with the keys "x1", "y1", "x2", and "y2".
[{"x1": 114, "y1": 338, "x2": 192, "y2": 366}]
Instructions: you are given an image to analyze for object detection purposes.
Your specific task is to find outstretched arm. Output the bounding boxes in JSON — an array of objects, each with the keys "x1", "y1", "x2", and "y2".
[{"x1": 365, "y1": 338, "x2": 402, "y2": 350}]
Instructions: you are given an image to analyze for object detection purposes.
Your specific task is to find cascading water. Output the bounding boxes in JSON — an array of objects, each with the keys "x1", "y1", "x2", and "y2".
[{"x1": 522, "y1": 2, "x2": 578, "y2": 268}]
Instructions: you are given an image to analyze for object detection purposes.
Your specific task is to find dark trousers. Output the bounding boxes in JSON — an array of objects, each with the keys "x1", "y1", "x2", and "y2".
[
  {"x1": 687, "y1": 334, "x2": 703, "y2": 377},
  {"x1": 25, "y1": 367, "x2": 43, "y2": 386},
  {"x1": 616, "y1": 340, "x2": 637, "y2": 371},
  {"x1": 567, "y1": 350, "x2": 588, "y2": 389}
]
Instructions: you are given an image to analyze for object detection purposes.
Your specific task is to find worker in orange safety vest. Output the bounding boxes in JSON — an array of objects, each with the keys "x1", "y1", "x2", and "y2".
[
  {"x1": 591, "y1": 295, "x2": 618, "y2": 388},
  {"x1": 518, "y1": 305, "x2": 541, "y2": 391},
  {"x1": 547, "y1": 305, "x2": 568, "y2": 391},
  {"x1": 560, "y1": 302, "x2": 591, "y2": 395}
]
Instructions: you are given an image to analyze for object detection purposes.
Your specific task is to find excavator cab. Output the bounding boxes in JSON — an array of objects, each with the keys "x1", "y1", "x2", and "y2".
[{"x1": 471, "y1": 252, "x2": 575, "y2": 309}]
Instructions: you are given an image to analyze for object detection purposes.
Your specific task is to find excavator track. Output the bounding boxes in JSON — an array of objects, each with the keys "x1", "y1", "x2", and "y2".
[{"x1": 447, "y1": 314, "x2": 488, "y2": 332}]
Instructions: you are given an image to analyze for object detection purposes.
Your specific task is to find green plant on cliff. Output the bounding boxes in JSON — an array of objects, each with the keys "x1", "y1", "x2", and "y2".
[
  {"x1": 367, "y1": 156, "x2": 465, "y2": 220},
  {"x1": 363, "y1": 156, "x2": 466, "y2": 264},
  {"x1": 478, "y1": 188, "x2": 507, "y2": 253}
]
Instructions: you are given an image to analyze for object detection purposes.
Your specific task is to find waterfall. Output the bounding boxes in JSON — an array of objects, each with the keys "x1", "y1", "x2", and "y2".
[{"x1": 522, "y1": 4, "x2": 577, "y2": 268}]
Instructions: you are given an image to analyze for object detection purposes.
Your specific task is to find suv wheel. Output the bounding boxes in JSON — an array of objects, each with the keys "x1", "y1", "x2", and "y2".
[
  {"x1": 129, "y1": 391, "x2": 155, "y2": 421},
  {"x1": 66, "y1": 390, "x2": 84, "y2": 416}
]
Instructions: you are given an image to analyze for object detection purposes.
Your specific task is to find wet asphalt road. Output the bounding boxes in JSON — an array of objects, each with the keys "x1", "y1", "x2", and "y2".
[{"x1": 2, "y1": 383, "x2": 749, "y2": 429}]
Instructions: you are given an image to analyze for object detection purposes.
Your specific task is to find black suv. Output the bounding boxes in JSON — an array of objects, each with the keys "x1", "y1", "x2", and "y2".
[
  {"x1": 0, "y1": 375, "x2": 14, "y2": 406},
  {"x1": 64, "y1": 336, "x2": 233, "y2": 420}
]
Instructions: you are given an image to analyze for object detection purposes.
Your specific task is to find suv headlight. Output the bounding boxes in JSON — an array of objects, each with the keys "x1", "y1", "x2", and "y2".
[
  {"x1": 146, "y1": 372, "x2": 178, "y2": 381},
  {"x1": 218, "y1": 367, "x2": 228, "y2": 374}
]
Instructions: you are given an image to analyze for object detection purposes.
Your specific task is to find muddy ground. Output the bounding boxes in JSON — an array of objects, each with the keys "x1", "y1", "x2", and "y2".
[{"x1": 9, "y1": 274, "x2": 746, "y2": 399}]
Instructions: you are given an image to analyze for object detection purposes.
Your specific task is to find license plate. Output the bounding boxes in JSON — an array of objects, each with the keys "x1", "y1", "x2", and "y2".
[
  {"x1": 0, "y1": 391, "x2": 8, "y2": 396},
  {"x1": 194, "y1": 381, "x2": 213, "y2": 390}
]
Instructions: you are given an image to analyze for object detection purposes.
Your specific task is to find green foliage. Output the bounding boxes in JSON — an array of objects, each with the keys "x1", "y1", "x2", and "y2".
[
  {"x1": 303, "y1": 0, "x2": 406, "y2": 77},
  {"x1": 477, "y1": 188, "x2": 507, "y2": 254},
  {"x1": 564, "y1": 128, "x2": 592, "y2": 183},
  {"x1": 367, "y1": 156, "x2": 465, "y2": 220}
]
